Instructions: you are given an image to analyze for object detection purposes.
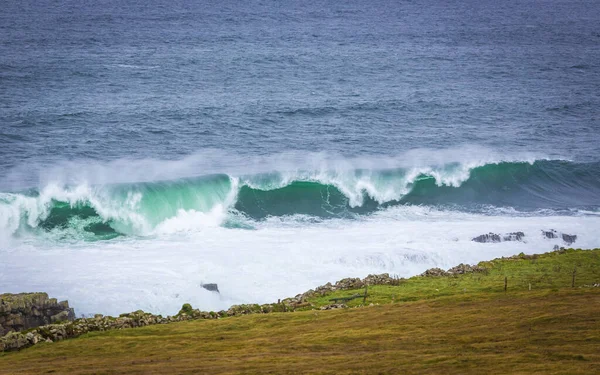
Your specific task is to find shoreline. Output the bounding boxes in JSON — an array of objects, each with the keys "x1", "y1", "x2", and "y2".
[{"x1": 2, "y1": 247, "x2": 598, "y2": 352}]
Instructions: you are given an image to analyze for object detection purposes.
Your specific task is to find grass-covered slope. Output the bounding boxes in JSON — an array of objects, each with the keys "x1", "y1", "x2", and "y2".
[
  {"x1": 0, "y1": 249, "x2": 599, "y2": 374},
  {"x1": 306, "y1": 248, "x2": 600, "y2": 308}
]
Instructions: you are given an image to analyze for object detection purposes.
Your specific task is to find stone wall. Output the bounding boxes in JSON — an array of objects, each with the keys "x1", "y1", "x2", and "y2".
[
  {"x1": 0, "y1": 273, "x2": 401, "y2": 352},
  {"x1": 0, "y1": 293, "x2": 76, "y2": 336}
]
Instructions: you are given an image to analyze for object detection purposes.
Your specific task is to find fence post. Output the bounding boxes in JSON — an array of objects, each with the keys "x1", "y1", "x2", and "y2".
[
  {"x1": 504, "y1": 276, "x2": 507, "y2": 293},
  {"x1": 363, "y1": 284, "x2": 368, "y2": 304},
  {"x1": 572, "y1": 267, "x2": 577, "y2": 288}
]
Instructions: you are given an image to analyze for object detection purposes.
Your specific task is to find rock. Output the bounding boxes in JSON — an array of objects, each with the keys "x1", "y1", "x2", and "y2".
[
  {"x1": 201, "y1": 283, "x2": 220, "y2": 293},
  {"x1": 447, "y1": 263, "x2": 486, "y2": 275},
  {"x1": 503, "y1": 232, "x2": 525, "y2": 242},
  {"x1": 51, "y1": 310, "x2": 74, "y2": 323},
  {"x1": 542, "y1": 229, "x2": 558, "y2": 239},
  {"x1": 334, "y1": 278, "x2": 364, "y2": 290},
  {"x1": 421, "y1": 263, "x2": 486, "y2": 277},
  {"x1": 541, "y1": 229, "x2": 577, "y2": 245},
  {"x1": 0, "y1": 332, "x2": 28, "y2": 351},
  {"x1": 561, "y1": 233, "x2": 577, "y2": 245},
  {"x1": 0, "y1": 293, "x2": 76, "y2": 336},
  {"x1": 420, "y1": 268, "x2": 449, "y2": 277},
  {"x1": 473, "y1": 232, "x2": 525, "y2": 243},
  {"x1": 363, "y1": 273, "x2": 394, "y2": 285},
  {"x1": 472, "y1": 233, "x2": 502, "y2": 243}
]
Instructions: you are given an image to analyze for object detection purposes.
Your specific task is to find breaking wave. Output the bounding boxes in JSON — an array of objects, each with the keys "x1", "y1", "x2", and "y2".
[{"x1": 1, "y1": 159, "x2": 599, "y2": 241}]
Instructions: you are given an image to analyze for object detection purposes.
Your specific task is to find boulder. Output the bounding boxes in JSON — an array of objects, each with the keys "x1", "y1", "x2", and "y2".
[
  {"x1": 472, "y1": 233, "x2": 502, "y2": 243},
  {"x1": 503, "y1": 232, "x2": 525, "y2": 242},
  {"x1": 542, "y1": 229, "x2": 558, "y2": 239},
  {"x1": 561, "y1": 233, "x2": 577, "y2": 245},
  {"x1": 541, "y1": 229, "x2": 577, "y2": 245},
  {"x1": 473, "y1": 232, "x2": 526, "y2": 243},
  {"x1": 201, "y1": 283, "x2": 220, "y2": 293}
]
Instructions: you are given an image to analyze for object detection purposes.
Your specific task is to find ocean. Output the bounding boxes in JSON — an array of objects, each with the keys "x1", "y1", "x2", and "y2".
[{"x1": 1, "y1": 0, "x2": 599, "y2": 316}]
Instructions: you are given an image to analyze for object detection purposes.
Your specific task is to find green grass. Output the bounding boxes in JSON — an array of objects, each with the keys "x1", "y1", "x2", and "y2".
[
  {"x1": 0, "y1": 248, "x2": 599, "y2": 374},
  {"x1": 306, "y1": 248, "x2": 600, "y2": 308}
]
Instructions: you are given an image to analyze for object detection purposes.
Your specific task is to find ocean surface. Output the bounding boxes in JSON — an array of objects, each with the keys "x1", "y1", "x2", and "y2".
[{"x1": 1, "y1": 0, "x2": 599, "y2": 316}]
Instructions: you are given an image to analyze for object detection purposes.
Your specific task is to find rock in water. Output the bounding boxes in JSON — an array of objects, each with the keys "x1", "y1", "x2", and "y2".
[
  {"x1": 561, "y1": 233, "x2": 577, "y2": 245},
  {"x1": 503, "y1": 232, "x2": 525, "y2": 242},
  {"x1": 542, "y1": 229, "x2": 558, "y2": 239},
  {"x1": 0, "y1": 293, "x2": 76, "y2": 336},
  {"x1": 473, "y1": 232, "x2": 526, "y2": 243},
  {"x1": 201, "y1": 283, "x2": 220, "y2": 293},
  {"x1": 541, "y1": 229, "x2": 577, "y2": 245},
  {"x1": 472, "y1": 233, "x2": 502, "y2": 243}
]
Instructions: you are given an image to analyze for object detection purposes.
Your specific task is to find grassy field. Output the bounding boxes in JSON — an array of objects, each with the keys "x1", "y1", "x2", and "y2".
[
  {"x1": 306, "y1": 248, "x2": 600, "y2": 308},
  {"x1": 0, "y1": 249, "x2": 599, "y2": 374}
]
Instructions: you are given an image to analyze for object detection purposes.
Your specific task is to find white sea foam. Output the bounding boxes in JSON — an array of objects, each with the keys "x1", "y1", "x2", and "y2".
[{"x1": 1, "y1": 206, "x2": 598, "y2": 316}]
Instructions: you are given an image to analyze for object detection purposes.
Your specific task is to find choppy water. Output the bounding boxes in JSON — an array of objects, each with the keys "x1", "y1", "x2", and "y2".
[{"x1": 1, "y1": 0, "x2": 599, "y2": 315}]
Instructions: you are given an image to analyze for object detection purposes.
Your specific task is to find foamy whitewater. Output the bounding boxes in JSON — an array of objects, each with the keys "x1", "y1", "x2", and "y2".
[{"x1": 1, "y1": 149, "x2": 599, "y2": 316}]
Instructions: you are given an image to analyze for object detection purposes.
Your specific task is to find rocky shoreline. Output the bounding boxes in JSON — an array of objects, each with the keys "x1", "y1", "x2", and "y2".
[
  {"x1": 471, "y1": 229, "x2": 577, "y2": 245},
  {"x1": 0, "y1": 260, "x2": 496, "y2": 353},
  {"x1": 0, "y1": 246, "x2": 581, "y2": 352}
]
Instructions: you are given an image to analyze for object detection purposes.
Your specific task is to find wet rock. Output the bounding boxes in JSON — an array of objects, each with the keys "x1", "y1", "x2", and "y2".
[
  {"x1": 503, "y1": 232, "x2": 525, "y2": 242},
  {"x1": 472, "y1": 233, "x2": 502, "y2": 243},
  {"x1": 201, "y1": 283, "x2": 220, "y2": 293},
  {"x1": 542, "y1": 229, "x2": 577, "y2": 245},
  {"x1": 561, "y1": 233, "x2": 577, "y2": 245},
  {"x1": 473, "y1": 232, "x2": 526, "y2": 243}
]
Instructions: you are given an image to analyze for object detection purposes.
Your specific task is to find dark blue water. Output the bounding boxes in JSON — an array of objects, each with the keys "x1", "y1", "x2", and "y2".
[
  {"x1": 2, "y1": 0, "x2": 599, "y2": 171},
  {"x1": 1, "y1": 0, "x2": 600, "y2": 241}
]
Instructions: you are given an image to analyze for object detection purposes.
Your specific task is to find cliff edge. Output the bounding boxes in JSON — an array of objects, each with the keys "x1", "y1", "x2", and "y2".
[{"x1": 0, "y1": 293, "x2": 76, "y2": 336}]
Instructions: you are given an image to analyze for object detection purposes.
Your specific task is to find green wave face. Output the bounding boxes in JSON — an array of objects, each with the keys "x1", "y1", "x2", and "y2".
[
  {"x1": 234, "y1": 181, "x2": 380, "y2": 219},
  {"x1": 1, "y1": 160, "x2": 599, "y2": 240}
]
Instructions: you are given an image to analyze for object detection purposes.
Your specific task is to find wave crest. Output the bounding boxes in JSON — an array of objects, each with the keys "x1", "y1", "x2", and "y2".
[{"x1": 1, "y1": 159, "x2": 599, "y2": 241}]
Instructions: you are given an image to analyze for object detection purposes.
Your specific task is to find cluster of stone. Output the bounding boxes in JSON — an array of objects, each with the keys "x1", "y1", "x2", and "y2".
[
  {"x1": 0, "y1": 306, "x2": 243, "y2": 352},
  {"x1": 472, "y1": 232, "x2": 525, "y2": 243},
  {"x1": 0, "y1": 293, "x2": 76, "y2": 336},
  {"x1": 0, "y1": 310, "x2": 190, "y2": 352},
  {"x1": 543, "y1": 230, "x2": 577, "y2": 246},
  {"x1": 282, "y1": 273, "x2": 401, "y2": 307},
  {"x1": 0, "y1": 272, "x2": 420, "y2": 352},
  {"x1": 472, "y1": 229, "x2": 577, "y2": 245},
  {"x1": 420, "y1": 263, "x2": 487, "y2": 277}
]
